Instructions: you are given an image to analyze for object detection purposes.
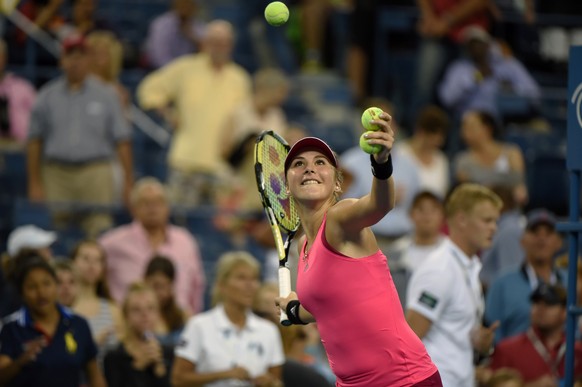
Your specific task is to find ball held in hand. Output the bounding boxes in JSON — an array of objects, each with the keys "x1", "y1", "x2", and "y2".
[
  {"x1": 361, "y1": 107, "x2": 383, "y2": 131},
  {"x1": 360, "y1": 132, "x2": 382, "y2": 154},
  {"x1": 265, "y1": 1, "x2": 289, "y2": 26}
]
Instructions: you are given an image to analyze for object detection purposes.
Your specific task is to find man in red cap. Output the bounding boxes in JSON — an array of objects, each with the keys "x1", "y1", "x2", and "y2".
[{"x1": 26, "y1": 35, "x2": 132, "y2": 237}]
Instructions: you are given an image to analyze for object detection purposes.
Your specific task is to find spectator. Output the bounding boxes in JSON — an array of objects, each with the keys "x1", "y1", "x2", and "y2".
[
  {"x1": 406, "y1": 183, "x2": 502, "y2": 387},
  {"x1": 56, "y1": 0, "x2": 117, "y2": 41},
  {"x1": 438, "y1": 26, "x2": 541, "y2": 119},
  {"x1": 99, "y1": 177, "x2": 206, "y2": 314},
  {"x1": 1, "y1": 227, "x2": 57, "y2": 317},
  {"x1": 220, "y1": 67, "x2": 290, "y2": 215},
  {"x1": 489, "y1": 283, "x2": 582, "y2": 383},
  {"x1": 7, "y1": 224, "x2": 56, "y2": 261},
  {"x1": 86, "y1": 30, "x2": 130, "y2": 109},
  {"x1": 26, "y1": 35, "x2": 133, "y2": 237},
  {"x1": 395, "y1": 191, "x2": 446, "y2": 307},
  {"x1": 489, "y1": 0, "x2": 537, "y2": 63},
  {"x1": 485, "y1": 368, "x2": 524, "y2": 387},
  {"x1": 0, "y1": 256, "x2": 106, "y2": 387},
  {"x1": 104, "y1": 282, "x2": 173, "y2": 387},
  {"x1": 252, "y1": 281, "x2": 280, "y2": 323},
  {"x1": 172, "y1": 251, "x2": 284, "y2": 386},
  {"x1": 397, "y1": 105, "x2": 451, "y2": 198},
  {"x1": 485, "y1": 209, "x2": 565, "y2": 344},
  {"x1": 455, "y1": 110, "x2": 528, "y2": 205},
  {"x1": 145, "y1": 0, "x2": 206, "y2": 69},
  {"x1": 144, "y1": 255, "x2": 188, "y2": 347},
  {"x1": 138, "y1": 20, "x2": 251, "y2": 208},
  {"x1": 14, "y1": 0, "x2": 65, "y2": 52},
  {"x1": 252, "y1": 282, "x2": 336, "y2": 386},
  {"x1": 414, "y1": 0, "x2": 490, "y2": 110},
  {"x1": 0, "y1": 39, "x2": 36, "y2": 146},
  {"x1": 54, "y1": 260, "x2": 78, "y2": 307},
  {"x1": 479, "y1": 185, "x2": 526, "y2": 290},
  {"x1": 70, "y1": 239, "x2": 122, "y2": 362},
  {"x1": 341, "y1": 98, "x2": 421, "y2": 261}
]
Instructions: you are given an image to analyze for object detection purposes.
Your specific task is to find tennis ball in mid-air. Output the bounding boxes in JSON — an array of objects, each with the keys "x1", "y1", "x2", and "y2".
[
  {"x1": 361, "y1": 107, "x2": 384, "y2": 131},
  {"x1": 264, "y1": 1, "x2": 289, "y2": 27},
  {"x1": 360, "y1": 132, "x2": 382, "y2": 154}
]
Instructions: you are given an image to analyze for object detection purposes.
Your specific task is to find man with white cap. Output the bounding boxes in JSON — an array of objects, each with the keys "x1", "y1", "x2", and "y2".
[{"x1": 6, "y1": 224, "x2": 57, "y2": 260}]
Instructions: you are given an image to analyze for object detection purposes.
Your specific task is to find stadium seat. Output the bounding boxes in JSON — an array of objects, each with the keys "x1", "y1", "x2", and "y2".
[{"x1": 527, "y1": 155, "x2": 569, "y2": 216}]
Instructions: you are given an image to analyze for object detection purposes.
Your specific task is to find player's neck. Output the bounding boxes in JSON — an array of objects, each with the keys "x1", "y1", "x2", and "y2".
[{"x1": 297, "y1": 206, "x2": 327, "y2": 247}]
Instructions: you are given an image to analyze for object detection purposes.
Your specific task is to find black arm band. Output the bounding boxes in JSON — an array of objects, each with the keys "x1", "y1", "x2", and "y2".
[
  {"x1": 370, "y1": 154, "x2": 393, "y2": 180},
  {"x1": 286, "y1": 300, "x2": 308, "y2": 325}
]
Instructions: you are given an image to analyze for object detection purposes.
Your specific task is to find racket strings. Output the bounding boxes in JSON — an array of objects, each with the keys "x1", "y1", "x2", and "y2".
[{"x1": 258, "y1": 137, "x2": 300, "y2": 233}]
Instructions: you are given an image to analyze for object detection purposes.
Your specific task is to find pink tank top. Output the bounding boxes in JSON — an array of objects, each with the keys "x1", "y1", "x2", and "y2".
[{"x1": 296, "y1": 215, "x2": 437, "y2": 387}]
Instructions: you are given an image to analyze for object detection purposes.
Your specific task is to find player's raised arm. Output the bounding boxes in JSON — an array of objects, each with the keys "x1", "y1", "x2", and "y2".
[{"x1": 330, "y1": 110, "x2": 395, "y2": 232}]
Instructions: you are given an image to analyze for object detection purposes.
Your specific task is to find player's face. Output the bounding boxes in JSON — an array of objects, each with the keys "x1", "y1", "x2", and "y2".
[
  {"x1": 286, "y1": 150, "x2": 338, "y2": 203},
  {"x1": 22, "y1": 268, "x2": 58, "y2": 316},
  {"x1": 221, "y1": 264, "x2": 260, "y2": 309},
  {"x1": 465, "y1": 200, "x2": 499, "y2": 251}
]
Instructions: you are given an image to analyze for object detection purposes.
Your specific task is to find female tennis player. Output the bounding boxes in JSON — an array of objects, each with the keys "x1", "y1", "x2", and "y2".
[{"x1": 276, "y1": 112, "x2": 442, "y2": 386}]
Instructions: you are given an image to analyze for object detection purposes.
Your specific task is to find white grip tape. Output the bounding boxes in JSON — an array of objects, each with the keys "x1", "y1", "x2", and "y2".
[{"x1": 278, "y1": 267, "x2": 291, "y2": 324}]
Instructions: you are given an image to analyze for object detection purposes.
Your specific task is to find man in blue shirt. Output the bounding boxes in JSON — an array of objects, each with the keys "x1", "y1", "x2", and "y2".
[{"x1": 484, "y1": 208, "x2": 565, "y2": 344}]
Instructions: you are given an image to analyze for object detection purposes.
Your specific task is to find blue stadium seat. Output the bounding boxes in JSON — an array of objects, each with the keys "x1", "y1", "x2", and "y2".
[
  {"x1": 527, "y1": 155, "x2": 569, "y2": 216},
  {"x1": 504, "y1": 129, "x2": 566, "y2": 162},
  {"x1": 12, "y1": 198, "x2": 52, "y2": 229}
]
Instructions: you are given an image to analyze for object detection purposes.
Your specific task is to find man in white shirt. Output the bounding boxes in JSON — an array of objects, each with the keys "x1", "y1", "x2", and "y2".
[
  {"x1": 406, "y1": 183, "x2": 502, "y2": 387},
  {"x1": 394, "y1": 191, "x2": 446, "y2": 307}
]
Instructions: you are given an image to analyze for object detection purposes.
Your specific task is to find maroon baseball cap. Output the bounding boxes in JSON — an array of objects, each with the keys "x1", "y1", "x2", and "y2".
[
  {"x1": 526, "y1": 208, "x2": 557, "y2": 231},
  {"x1": 284, "y1": 137, "x2": 338, "y2": 173},
  {"x1": 62, "y1": 35, "x2": 88, "y2": 55}
]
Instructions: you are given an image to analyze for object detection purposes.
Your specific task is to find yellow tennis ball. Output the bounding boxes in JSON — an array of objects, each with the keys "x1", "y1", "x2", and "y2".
[
  {"x1": 361, "y1": 107, "x2": 383, "y2": 131},
  {"x1": 359, "y1": 132, "x2": 382, "y2": 154},
  {"x1": 265, "y1": 1, "x2": 289, "y2": 27}
]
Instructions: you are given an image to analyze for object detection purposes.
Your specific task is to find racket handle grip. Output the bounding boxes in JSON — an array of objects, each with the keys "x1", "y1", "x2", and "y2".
[{"x1": 278, "y1": 267, "x2": 292, "y2": 326}]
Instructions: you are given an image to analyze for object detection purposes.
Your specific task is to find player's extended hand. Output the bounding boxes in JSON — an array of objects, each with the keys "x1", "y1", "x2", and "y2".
[
  {"x1": 365, "y1": 112, "x2": 394, "y2": 164},
  {"x1": 274, "y1": 291, "x2": 298, "y2": 317}
]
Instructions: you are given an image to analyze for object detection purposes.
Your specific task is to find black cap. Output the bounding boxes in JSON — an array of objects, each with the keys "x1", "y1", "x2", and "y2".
[
  {"x1": 530, "y1": 283, "x2": 567, "y2": 306},
  {"x1": 526, "y1": 208, "x2": 557, "y2": 231}
]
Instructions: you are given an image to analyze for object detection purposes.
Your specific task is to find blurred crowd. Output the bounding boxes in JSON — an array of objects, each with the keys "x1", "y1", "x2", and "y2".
[{"x1": 0, "y1": 0, "x2": 582, "y2": 386}]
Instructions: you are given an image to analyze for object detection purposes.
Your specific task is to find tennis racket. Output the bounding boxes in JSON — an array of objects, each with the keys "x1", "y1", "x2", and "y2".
[{"x1": 254, "y1": 130, "x2": 300, "y2": 326}]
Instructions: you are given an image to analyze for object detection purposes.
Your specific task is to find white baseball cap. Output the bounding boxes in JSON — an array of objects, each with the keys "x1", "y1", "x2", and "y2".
[{"x1": 7, "y1": 225, "x2": 57, "y2": 257}]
